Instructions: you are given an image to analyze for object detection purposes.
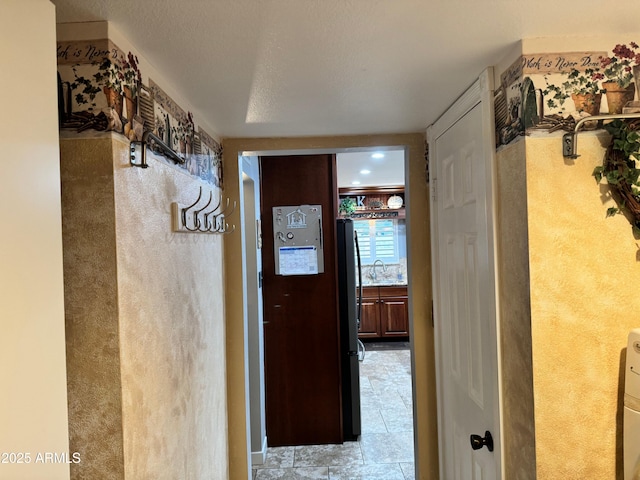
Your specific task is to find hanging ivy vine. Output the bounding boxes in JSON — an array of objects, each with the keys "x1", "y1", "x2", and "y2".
[{"x1": 593, "y1": 119, "x2": 640, "y2": 235}]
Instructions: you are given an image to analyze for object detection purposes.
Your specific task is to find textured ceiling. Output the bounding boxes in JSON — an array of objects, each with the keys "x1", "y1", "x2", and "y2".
[{"x1": 51, "y1": 0, "x2": 640, "y2": 138}]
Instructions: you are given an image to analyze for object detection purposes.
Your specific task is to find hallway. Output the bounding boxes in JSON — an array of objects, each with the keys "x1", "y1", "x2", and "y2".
[{"x1": 252, "y1": 345, "x2": 415, "y2": 479}]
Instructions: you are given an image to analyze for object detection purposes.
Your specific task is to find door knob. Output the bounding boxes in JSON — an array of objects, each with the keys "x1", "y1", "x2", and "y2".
[{"x1": 470, "y1": 431, "x2": 494, "y2": 452}]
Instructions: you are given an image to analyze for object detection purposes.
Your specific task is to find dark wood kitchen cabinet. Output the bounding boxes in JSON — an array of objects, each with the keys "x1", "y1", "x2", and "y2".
[
  {"x1": 358, "y1": 286, "x2": 409, "y2": 339},
  {"x1": 359, "y1": 288, "x2": 381, "y2": 337}
]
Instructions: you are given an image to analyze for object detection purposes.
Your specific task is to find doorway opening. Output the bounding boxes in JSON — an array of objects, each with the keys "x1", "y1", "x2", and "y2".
[{"x1": 245, "y1": 147, "x2": 414, "y2": 478}]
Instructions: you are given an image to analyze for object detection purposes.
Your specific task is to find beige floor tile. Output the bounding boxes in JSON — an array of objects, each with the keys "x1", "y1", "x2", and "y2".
[
  {"x1": 262, "y1": 446, "x2": 295, "y2": 468},
  {"x1": 254, "y1": 348, "x2": 415, "y2": 475},
  {"x1": 400, "y1": 462, "x2": 416, "y2": 480},
  {"x1": 254, "y1": 466, "x2": 329, "y2": 480},
  {"x1": 294, "y1": 442, "x2": 363, "y2": 467},
  {"x1": 360, "y1": 432, "x2": 415, "y2": 464},
  {"x1": 328, "y1": 463, "x2": 405, "y2": 479}
]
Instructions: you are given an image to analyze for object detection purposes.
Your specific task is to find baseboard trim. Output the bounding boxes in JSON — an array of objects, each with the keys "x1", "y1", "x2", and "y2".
[{"x1": 251, "y1": 436, "x2": 267, "y2": 465}]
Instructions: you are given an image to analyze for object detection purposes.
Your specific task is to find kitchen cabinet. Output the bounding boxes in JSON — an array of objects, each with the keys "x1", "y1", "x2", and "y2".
[{"x1": 358, "y1": 286, "x2": 409, "y2": 339}]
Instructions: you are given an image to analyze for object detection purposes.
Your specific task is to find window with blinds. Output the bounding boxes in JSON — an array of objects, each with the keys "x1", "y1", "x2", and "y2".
[{"x1": 353, "y1": 219, "x2": 399, "y2": 265}]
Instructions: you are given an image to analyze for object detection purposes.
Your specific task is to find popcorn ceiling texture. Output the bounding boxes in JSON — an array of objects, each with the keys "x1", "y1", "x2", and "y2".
[
  {"x1": 60, "y1": 136, "x2": 228, "y2": 479},
  {"x1": 495, "y1": 133, "x2": 640, "y2": 479}
]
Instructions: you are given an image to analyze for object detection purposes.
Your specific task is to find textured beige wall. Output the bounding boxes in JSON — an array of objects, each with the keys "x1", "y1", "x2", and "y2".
[
  {"x1": 526, "y1": 133, "x2": 639, "y2": 479},
  {"x1": 113, "y1": 139, "x2": 229, "y2": 479},
  {"x1": 0, "y1": 2, "x2": 70, "y2": 479},
  {"x1": 61, "y1": 136, "x2": 229, "y2": 479},
  {"x1": 495, "y1": 139, "x2": 536, "y2": 480},
  {"x1": 223, "y1": 133, "x2": 436, "y2": 480}
]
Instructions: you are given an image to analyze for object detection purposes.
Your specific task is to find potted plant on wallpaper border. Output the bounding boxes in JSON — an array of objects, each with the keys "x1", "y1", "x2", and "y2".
[
  {"x1": 599, "y1": 42, "x2": 640, "y2": 114},
  {"x1": 543, "y1": 67, "x2": 603, "y2": 116},
  {"x1": 94, "y1": 57, "x2": 124, "y2": 118}
]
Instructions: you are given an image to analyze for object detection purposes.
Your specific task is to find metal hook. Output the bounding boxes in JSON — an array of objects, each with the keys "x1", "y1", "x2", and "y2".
[
  {"x1": 206, "y1": 198, "x2": 231, "y2": 233},
  {"x1": 182, "y1": 186, "x2": 203, "y2": 232},
  {"x1": 223, "y1": 200, "x2": 237, "y2": 218},
  {"x1": 214, "y1": 199, "x2": 236, "y2": 222},
  {"x1": 216, "y1": 197, "x2": 232, "y2": 216},
  {"x1": 211, "y1": 200, "x2": 236, "y2": 233},
  {"x1": 193, "y1": 190, "x2": 213, "y2": 232},
  {"x1": 172, "y1": 192, "x2": 237, "y2": 234},
  {"x1": 215, "y1": 200, "x2": 237, "y2": 233},
  {"x1": 202, "y1": 193, "x2": 223, "y2": 232},
  {"x1": 221, "y1": 222, "x2": 236, "y2": 234},
  {"x1": 210, "y1": 214, "x2": 233, "y2": 234}
]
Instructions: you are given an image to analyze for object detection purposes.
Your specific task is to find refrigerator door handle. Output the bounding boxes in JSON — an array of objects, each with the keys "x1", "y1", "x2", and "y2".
[
  {"x1": 354, "y1": 230, "x2": 363, "y2": 331},
  {"x1": 357, "y1": 339, "x2": 366, "y2": 362}
]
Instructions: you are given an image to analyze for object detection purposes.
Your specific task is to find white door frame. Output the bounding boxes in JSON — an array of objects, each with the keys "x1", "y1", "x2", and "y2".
[
  {"x1": 427, "y1": 68, "x2": 504, "y2": 479},
  {"x1": 241, "y1": 160, "x2": 268, "y2": 465}
]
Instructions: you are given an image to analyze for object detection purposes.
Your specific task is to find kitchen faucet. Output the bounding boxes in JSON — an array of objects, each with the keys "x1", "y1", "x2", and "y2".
[{"x1": 369, "y1": 259, "x2": 387, "y2": 281}]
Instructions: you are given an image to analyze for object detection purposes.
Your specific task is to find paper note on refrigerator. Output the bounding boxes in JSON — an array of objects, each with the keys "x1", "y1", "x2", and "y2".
[{"x1": 279, "y1": 246, "x2": 318, "y2": 275}]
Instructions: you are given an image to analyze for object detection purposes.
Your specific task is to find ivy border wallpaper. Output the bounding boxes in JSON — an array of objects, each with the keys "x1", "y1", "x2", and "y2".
[
  {"x1": 57, "y1": 38, "x2": 223, "y2": 187},
  {"x1": 495, "y1": 43, "x2": 640, "y2": 149}
]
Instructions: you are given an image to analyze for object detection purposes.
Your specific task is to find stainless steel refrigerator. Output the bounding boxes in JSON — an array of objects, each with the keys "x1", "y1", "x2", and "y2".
[{"x1": 336, "y1": 218, "x2": 362, "y2": 441}]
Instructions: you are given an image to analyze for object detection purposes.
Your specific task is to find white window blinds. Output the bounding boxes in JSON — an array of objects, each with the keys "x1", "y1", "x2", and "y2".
[{"x1": 353, "y1": 219, "x2": 399, "y2": 264}]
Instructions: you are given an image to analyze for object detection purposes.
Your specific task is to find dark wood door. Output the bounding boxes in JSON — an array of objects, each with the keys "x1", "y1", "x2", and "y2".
[{"x1": 260, "y1": 154, "x2": 342, "y2": 446}]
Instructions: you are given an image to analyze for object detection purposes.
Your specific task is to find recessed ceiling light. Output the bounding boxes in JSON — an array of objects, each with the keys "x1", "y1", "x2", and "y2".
[
  {"x1": 371, "y1": 153, "x2": 385, "y2": 159},
  {"x1": 352, "y1": 180, "x2": 361, "y2": 185},
  {"x1": 360, "y1": 169, "x2": 371, "y2": 174}
]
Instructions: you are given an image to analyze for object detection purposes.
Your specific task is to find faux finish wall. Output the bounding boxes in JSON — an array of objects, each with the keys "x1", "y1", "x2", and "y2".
[
  {"x1": 496, "y1": 132, "x2": 640, "y2": 479},
  {"x1": 61, "y1": 136, "x2": 229, "y2": 479},
  {"x1": 526, "y1": 133, "x2": 639, "y2": 479},
  {"x1": 61, "y1": 138, "x2": 124, "y2": 479},
  {"x1": 0, "y1": 2, "x2": 70, "y2": 479}
]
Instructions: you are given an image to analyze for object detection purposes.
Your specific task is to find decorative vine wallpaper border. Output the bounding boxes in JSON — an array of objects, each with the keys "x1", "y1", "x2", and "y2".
[
  {"x1": 495, "y1": 42, "x2": 639, "y2": 149},
  {"x1": 57, "y1": 39, "x2": 222, "y2": 188}
]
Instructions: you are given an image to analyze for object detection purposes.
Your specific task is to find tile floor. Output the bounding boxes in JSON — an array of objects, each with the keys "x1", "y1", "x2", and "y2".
[{"x1": 252, "y1": 345, "x2": 415, "y2": 480}]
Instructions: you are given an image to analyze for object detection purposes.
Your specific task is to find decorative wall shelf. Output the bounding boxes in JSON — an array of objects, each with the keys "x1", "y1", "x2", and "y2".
[
  {"x1": 338, "y1": 185, "x2": 405, "y2": 219},
  {"x1": 349, "y1": 209, "x2": 404, "y2": 219}
]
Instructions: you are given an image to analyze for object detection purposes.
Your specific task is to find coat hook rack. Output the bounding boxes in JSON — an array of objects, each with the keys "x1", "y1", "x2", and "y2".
[
  {"x1": 562, "y1": 112, "x2": 640, "y2": 159},
  {"x1": 171, "y1": 186, "x2": 236, "y2": 234},
  {"x1": 130, "y1": 130, "x2": 185, "y2": 168}
]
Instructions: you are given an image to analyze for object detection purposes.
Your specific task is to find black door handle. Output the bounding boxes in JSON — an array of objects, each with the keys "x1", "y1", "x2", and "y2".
[{"x1": 470, "y1": 431, "x2": 494, "y2": 452}]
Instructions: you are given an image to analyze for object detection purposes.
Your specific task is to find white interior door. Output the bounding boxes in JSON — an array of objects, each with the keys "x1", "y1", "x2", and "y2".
[{"x1": 429, "y1": 70, "x2": 502, "y2": 480}]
